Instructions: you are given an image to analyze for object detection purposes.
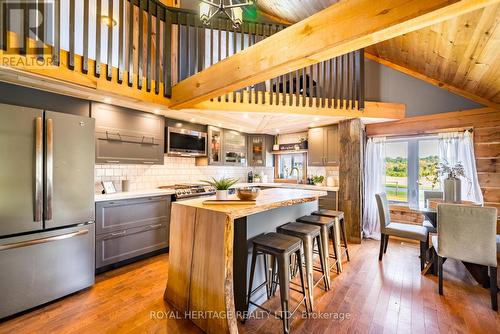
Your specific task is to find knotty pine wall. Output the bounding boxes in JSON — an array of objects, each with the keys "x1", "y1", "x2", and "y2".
[{"x1": 366, "y1": 107, "x2": 500, "y2": 233}]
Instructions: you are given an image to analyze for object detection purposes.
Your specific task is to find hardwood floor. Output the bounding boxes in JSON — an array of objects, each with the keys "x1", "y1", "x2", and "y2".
[{"x1": 1, "y1": 240, "x2": 498, "y2": 334}]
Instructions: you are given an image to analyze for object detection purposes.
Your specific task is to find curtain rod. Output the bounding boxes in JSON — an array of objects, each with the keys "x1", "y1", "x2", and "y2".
[{"x1": 367, "y1": 127, "x2": 473, "y2": 139}]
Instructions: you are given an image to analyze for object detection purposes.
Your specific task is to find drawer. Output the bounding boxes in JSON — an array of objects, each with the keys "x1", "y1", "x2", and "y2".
[
  {"x1": 95, "y1": 196, "x2": 171, "y2": 235},
  {"x1": 95, "y1": 223, "x2": 168, "y2": 269}
]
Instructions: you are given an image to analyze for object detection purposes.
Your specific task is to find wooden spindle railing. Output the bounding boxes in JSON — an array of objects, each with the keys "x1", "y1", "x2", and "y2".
[{"x1": 0, "y1": 1, "x2": 364, "y2": 110}]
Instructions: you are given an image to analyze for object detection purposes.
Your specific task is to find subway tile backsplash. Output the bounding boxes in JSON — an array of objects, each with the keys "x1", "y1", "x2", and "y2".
[{"x1": 95, "y1": 156, "x2": 274, "y2": 193}]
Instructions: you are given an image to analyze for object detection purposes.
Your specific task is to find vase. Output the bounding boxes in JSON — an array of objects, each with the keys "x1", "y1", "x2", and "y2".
[
  {"x1": 443, "y1": 177, "x2": 461, "y2": 203},
  {"x1": 215, "y1": 190, "x2": 228, "y2": 200}
]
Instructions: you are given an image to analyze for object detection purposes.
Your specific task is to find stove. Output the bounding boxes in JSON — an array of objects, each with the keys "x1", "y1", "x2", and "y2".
[{"x1": 159, "y1": 183, "x2": 216, "y2": 200}]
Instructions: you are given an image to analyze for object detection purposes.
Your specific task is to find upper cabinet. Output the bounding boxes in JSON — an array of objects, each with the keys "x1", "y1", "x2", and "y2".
[
  {"x1": 92, "y1": 103, "x2": 165, "y2": 165},
  {"x1": 248, "y1": 135, "x2": 274, "y2": 167},
  {"x1": 223, "y1": 130, "x2": 247, "y2": 166},
  {"x1": 308, "y1": 125, "x2": 339, "y2": 166}
]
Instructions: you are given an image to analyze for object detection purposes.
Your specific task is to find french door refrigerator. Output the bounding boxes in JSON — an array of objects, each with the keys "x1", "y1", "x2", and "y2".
[{"x1": 0, "y1": 103, "x2": 95, "y2": 319}]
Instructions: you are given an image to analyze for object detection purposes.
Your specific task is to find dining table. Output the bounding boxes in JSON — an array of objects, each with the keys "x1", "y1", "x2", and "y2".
[{"x1": 410, "y1": 199, "x2": 493, "y2": 288}]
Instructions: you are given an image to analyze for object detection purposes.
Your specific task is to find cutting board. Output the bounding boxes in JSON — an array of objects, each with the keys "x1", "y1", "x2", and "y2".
[{"x1": 202, "y1": 200, "x2": 256, "y2": 205}]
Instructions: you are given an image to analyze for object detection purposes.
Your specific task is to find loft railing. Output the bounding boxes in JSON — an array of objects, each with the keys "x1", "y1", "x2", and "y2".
[
  {"x1": 0, "y1": 1, "x2": 364, "y2": 110},
  {"x1": 172, "y1": 8, "x2": 365, "y2": 110}
]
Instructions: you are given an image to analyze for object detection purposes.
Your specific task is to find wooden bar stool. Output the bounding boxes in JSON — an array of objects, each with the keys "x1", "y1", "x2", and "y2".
[
  {"x1": 277, "y1": 222, "x2": 328, "y2": 311},
  {"x1": 245, "y1": 233, "x2": 308, "y2": 334},
  {"x1": 296, "y1": 215, "x2": 340, "y2": 284},
  {"x1": 312, "y1": 209, "x2": 350, "y2": 261}
]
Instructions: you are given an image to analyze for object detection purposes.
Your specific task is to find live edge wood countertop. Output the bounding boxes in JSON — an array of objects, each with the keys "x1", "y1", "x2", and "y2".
[
  {"x1": 174, "y1": 188, "x2": 328, "y2": 219},
  {"x1": 164, "y1": 188, "x2": 326, "y2": 334}
]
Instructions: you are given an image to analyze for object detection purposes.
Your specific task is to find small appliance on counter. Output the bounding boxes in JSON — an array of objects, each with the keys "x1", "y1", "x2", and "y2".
[{"x1": 247, "y1": 171, "x2": 253, "y2": 183}]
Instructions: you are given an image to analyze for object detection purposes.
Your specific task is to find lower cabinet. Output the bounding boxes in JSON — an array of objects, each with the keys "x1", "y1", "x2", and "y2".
[
  {"x1": 318, "y1": 191, "x2": 338, "y2": 211},
  {"x1": 95, "y1": 196, "x2": 171, "y2": 271}
]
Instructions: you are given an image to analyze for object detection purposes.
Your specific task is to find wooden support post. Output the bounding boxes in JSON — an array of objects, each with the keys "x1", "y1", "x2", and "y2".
[{"x1": 339, "y1": 118, "x2": 364, "y2": 244}]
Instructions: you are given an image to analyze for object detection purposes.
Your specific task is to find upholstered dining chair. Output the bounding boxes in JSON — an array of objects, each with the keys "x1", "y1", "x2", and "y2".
[
  {"x1": 423, "y1": 190, "x2": 443, "y2": 234},
  {"x1": 375, "y1": 193, "x2": 429, "y2": 270},
  {"x1": 433, "y1": 204, "x2": 498, "y2": 311}
]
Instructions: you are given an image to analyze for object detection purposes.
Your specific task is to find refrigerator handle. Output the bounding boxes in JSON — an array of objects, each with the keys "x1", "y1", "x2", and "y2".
[
  {"x1": 0, "y1": 229, "x2": 89, "y2": 251},
  {"x1": 45, "y1": 118, "x2": 54, "y2": 221},
  {"x1": 34, "y1": 117, "x2": 43, "y2": 222}
]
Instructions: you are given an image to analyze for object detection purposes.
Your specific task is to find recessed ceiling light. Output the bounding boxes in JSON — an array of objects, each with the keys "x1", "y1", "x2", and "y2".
[
  {"x1": 314, "y1": 117, "x2": 320, "y2": 121},
  {"x1": 310, "y1": 123, "x2": 315, "y2": 127},
  {"x1": 243, "y1": 113, "x2": 248, "y2": 119},
  {"x1": 276, "y1": 129, "x2": 280, "y2": 133},
  {"x1": 154, "y1": 109, "x2": 161, "y2": 114},
  {"x1": 104, "y1": 97, "x2": 112, "y2": 103},
  {"x1": 217, "y1": 123, "x2": 222, "y2": 127},
  {"x1": 190, "y1": 118, "x2": 196, "y2": 122}
]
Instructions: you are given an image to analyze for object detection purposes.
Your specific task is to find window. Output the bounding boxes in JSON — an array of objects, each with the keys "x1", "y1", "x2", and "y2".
[
  {"x1": 384, "y1": 137, "x2": 441, "y2": 206},
  {"x1": 385, "y1": 141, "x2": 408, "y2": 203},
  {"x1": 275, "y1": 153, "x2": 306, "y2": 181}
]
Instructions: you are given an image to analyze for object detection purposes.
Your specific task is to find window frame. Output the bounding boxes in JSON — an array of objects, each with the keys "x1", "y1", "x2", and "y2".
[{"x1": 385, "y1": 135, "x2": 439, "y2": 207}]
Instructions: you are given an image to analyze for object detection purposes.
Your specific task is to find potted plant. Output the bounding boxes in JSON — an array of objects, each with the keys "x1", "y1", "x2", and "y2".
[
  {"x1": 201, "y1": 177, "x2": 239, "y2": 200},
  {"x1": 299, "y1": 136, "x2": 308, "y2": 149},
  {"x1": 253, "y1": 172, "x2": 261, "y2": 183},
  {"x1": 438, "y1": 160, "x2": 467, "y2": 203},
  {"x1": 311, "y1": 175, "x2": 325, "y2": 186}
]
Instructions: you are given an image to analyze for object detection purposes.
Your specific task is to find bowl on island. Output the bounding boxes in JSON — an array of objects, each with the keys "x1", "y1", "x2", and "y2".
[{"x1": 236, "y1": 187, "x2": 260, "y2": 200}]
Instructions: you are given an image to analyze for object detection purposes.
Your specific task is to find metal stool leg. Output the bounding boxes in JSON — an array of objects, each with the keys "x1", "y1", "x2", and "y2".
[
  {"x1": 302, "y1": 237, "x2": 314, "y2": 310},
  {"x1": 330, "y1": 225, "x2": 341, "y2": 273},
  {"x1": 296, "y1": 248, "x2": 309, "y2": 314},
  {"x1": 319, "y1": 226, "x2": 331, "y2": 290},
  {"x1": 277, "y1": 254, "x2": 291, "y2": 334},
  {"x1": 340, "y1": 218, "x2": 350, "y2": 261},
  {"x1": 315, "y1": 235, "x2": 329, "y2": 291},
  {"x1": 244, "y1": 246, "x2": 258, "y2": 323}
]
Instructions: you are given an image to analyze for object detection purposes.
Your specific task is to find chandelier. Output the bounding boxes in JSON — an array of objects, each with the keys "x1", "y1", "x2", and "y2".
[{"x1": 199, "y1": 0, "x2": 254, "y2": 28}]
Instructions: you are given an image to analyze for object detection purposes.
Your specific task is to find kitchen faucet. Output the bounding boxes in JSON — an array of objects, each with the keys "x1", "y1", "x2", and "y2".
[{"x1": 289, "y1": 166, "x2": 300, "y2": 182}]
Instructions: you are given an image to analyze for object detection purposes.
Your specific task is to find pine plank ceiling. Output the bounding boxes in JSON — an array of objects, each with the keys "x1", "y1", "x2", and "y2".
[{"x1": 256, "y1": 1, "x2": 500, "y2": 108}]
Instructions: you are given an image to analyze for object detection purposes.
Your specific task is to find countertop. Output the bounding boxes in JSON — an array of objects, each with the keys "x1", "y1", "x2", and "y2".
[
  {"x1": 174, "y1": 188, "x2": 327, "y2": 219},
  {"x1": 234, "y1": 182, "x2": 339, "y2": 192},
  {"x1": 94, "y1": 188, "x2": 175, "y2": 202}
]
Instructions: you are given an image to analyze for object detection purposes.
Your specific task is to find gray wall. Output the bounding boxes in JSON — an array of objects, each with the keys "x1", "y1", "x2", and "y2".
[
  {"x1": 0, "y1": 82, "x2": 90, "y2": 117},
  {"x1": 365, "y1": 59, "x2": 482, "y2": 117}
]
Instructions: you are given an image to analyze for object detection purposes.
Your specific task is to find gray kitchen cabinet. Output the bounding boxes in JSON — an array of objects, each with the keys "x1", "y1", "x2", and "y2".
[
  {"x1": 95, "y1": 195, "x2": 171, "y2": 271},
  {"x1": 318, "y1": 191, "x2": 338, "y2": 211},
  {"x1": 248, "y1": 134, "x2": 274, "y2": 167},
  {"x1": 223, "y1": 129, "x2": 247, "y2": 166},
  {"x1": 307, "y1": 125, "x2": 339, "y2": 166},
  {"x1": 308, "y1": 127, "x2": 325, "y2": 166},
  {"x1": 92, "y1": 103, "x2": 165, "y2": 164}
]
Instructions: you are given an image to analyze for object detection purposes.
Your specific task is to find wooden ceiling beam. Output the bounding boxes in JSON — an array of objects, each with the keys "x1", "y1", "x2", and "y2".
[
  {"x1": 365, "y1": 52, "x2": 500, "y2": 110},
  {"x1": 170, "y1": 0, "x2": 499, "y2": 109},
  {"x1": 187, "y1": 91, "x2": 405, "y2": 119}
]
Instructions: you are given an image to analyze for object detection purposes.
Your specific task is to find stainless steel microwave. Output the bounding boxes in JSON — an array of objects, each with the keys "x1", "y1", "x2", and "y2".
[{"x1": 167, "y1": 127, "x2": 207, "y2": 156}]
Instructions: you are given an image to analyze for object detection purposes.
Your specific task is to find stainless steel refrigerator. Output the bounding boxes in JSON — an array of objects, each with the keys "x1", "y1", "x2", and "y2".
[{"x1": 0, "y1": 103, "x2": 95, "y2": 319}]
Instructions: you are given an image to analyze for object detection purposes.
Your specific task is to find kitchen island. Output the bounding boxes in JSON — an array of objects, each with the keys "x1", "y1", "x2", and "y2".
[{"x1": 164, "y1": 188, "x2": 330, "y2": 334}]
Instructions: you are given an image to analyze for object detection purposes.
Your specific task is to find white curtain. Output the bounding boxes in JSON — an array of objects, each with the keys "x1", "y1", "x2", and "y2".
[
  {"x1": 363, "y1": 137, "x2": 386, "y2": 240},
  {"x1": 438, "y1": 131, "x2": 483, "y2": 204}
]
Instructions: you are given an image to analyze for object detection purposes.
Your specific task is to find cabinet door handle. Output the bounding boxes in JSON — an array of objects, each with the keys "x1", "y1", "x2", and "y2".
[
  {"x1": 142, "y1": 161, "x2": 155, "y2": 165},
  {"x1": 106, "y1": 160, "x2": 120, "y2": 164},
  {"x1": 110, "y1": 231, "x2": 127, "y2": 237},
  {"x1": 149, "y1": 224, "x2": 162, "y2": 229}
]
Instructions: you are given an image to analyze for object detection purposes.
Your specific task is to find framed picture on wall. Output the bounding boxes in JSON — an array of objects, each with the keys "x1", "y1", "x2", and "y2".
[{"x1": 102, "y1": 181, "x2": 117, "y2": 194}]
